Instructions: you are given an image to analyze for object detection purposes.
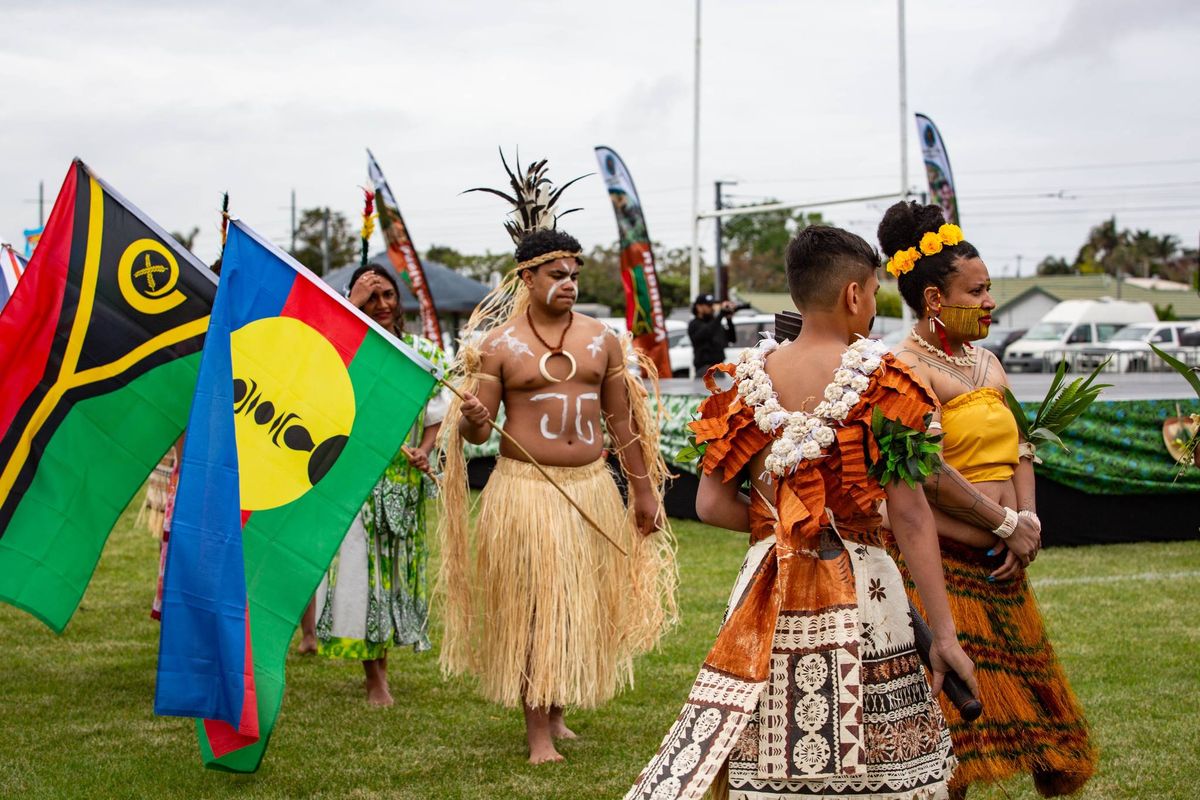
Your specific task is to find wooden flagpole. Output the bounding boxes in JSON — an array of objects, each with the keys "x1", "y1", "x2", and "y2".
[{"x1": 438, "y1": 378, "x2": 628, "y2": 557}]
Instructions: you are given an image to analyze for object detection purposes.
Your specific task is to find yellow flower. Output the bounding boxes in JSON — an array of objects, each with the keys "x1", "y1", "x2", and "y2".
[
  {"x1": 938, "y1": 223, "x2": 963, "y2": 246},
  {"x1": 919, "y1": 231, "x2": 943, "y2": 256},
  {"x1": 887, "y1": 247, "x2": 920, "y2": 277}
]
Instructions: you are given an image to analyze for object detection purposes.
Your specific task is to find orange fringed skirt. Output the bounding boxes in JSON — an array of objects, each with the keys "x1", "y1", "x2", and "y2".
[{"x1": 889, "y1": 535, "x2": 1097, "y2": 797}]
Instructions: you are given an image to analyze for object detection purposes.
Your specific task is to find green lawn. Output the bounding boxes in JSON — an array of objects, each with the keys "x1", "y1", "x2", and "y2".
[{"x1": 1, "y1": 494, "x2": 1198, "y2": 799}]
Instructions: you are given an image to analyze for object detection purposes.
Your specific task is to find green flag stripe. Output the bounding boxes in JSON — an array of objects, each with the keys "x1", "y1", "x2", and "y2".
[
  {"x1": 0, "y1": 354, "x2": 200, "y2": 632},
  {"x1": 203, "y1": 331, "x2": 435, "y2": 772}
]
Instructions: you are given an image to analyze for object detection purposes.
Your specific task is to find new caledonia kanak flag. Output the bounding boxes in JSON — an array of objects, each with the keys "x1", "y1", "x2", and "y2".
[
  {"x1": 0, "y1": 160, "x2": 216, "y2": 631},
  {"x1": 154, "y1": 220, "x2": 439, "y2": 772}
]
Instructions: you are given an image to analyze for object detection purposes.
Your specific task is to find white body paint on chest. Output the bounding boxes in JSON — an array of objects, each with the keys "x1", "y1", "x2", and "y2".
[
  {"x1": 531, "y1": 392, "x2": 569, "y2": 439},
  {"x1": 492, "y1": 326, "x2": 532, "y2": 358},
  {"x1": 575, "y1": 392, "x2": 599, "y2": 444},
  {"x1": 530, "y1": 392, "x2": 601, "y2": 444},
  {"x1": 587, "y1": 331, "x2": 607, "y2": 358}
]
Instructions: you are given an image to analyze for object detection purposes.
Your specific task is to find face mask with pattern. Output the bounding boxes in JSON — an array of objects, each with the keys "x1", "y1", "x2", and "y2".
[{"x1": 938, "y1": 303, "x2": 990, "y2": 340}]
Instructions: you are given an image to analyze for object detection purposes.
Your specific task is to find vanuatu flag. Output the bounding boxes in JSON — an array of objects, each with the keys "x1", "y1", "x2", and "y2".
[
  {"x1": 0, "y1": 160, "x2": 216, "y2": 632},
  {"x1": 154, "y1": 220, "x2": 439, "y2": 772}
]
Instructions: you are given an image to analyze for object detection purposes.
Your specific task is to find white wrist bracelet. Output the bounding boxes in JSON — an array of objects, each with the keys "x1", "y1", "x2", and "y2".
[
  {"x1": 993, "y1": 507, "x2": 1018, "y2": 539},
  {"x1": 1018, "y1": 509, "x2": 1040, "y2": 528}
]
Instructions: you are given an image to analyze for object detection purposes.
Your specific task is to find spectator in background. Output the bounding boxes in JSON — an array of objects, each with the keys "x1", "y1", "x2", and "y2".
[{"x1": 687, "y1": 293, "x2": 736, "y2": 375}]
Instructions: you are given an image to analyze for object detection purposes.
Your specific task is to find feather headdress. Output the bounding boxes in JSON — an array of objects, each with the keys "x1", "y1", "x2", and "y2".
[{"x1": 464, "y1": 148, "x2": 589, "y2": 244}]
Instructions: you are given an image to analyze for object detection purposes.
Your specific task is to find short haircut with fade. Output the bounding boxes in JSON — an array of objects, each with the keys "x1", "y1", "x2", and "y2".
[{"x1": 784, "y1": 225, "x2": 879, "y2": 311}]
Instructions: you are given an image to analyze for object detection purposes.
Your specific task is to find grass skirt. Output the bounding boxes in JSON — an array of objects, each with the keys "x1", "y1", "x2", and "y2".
[
  {"x1": 892, "y1": 536, "x2": 1097, "y2": 796},
  {"x1": 466, "y1": 456, "x2": 673, "y2": 710}
]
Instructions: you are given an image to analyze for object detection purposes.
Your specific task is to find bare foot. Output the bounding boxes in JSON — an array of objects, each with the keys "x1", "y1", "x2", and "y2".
[
  {"x1": 524, "y1": 703, "x2": 565, "y2": 764},
  {"x1": 364, "y1": 658, "x2": 393, "y2": 707},
  {"x1": 528, "y1": 741, "x2": 564, "y2": 765},
  {"x1": 298, "y1": 634, "x2": 318, "y2": 655},
  {"x1": 366, "y1": 683, "x2": 394, "y2": 707},
  {"x1": 549, "y1": 707, "x2": 577, "y2": 740}
]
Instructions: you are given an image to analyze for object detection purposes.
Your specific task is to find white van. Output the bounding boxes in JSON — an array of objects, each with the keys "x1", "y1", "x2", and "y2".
[
  {"x1": 1002, "y1": 299, "x2": 1155, "y2": 373},
  {"x1": 1078, "y1": 321, "x2": 1195, "y2": 372}
]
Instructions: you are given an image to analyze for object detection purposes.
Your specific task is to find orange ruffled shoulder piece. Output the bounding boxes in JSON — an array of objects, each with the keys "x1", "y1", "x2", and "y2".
[
  {"x1": 688, "y1": 352, "x2": 935, "y2": 489},
  {"x1": 688, "y1": 363, "x2": 771, "y2": 483},
  {"x1": 838, "y1": 353, "x2": 939, "y2": 515}
]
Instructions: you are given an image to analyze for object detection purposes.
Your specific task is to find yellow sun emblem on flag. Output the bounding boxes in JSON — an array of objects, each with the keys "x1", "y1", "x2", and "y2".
[{"x1": 230, "y1": 316, "x2": 356, "y2": 511}]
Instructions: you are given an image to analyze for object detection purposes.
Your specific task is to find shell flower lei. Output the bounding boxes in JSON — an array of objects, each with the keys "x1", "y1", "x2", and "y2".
[
  {"x1": 886, "y1": 223, "x2": 964, "y2": 277},
  {"x1": 734, "y1": 336, "x2": 889, "y2": 478}
]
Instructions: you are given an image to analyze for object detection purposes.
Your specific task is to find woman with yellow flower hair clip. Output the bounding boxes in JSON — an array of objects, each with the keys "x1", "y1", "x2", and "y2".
[{"x1": 876, "y1": 201, "x2": 1097, "y2": 798}]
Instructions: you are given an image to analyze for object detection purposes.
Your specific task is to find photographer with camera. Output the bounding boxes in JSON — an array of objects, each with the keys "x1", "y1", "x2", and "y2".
[{"x1": 688, "y1": 293, "x2": 738, "y2": 375}]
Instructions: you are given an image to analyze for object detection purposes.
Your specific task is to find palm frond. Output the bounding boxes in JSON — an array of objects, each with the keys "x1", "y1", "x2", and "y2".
[{"x1": 1010, "y1": 357, "x2": 1112, "y2": 456}]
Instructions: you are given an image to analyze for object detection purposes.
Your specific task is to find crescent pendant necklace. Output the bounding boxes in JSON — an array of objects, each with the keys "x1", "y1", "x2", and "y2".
[{"x1": 526, "y1": 308, "x2": 577, "y2": 383}]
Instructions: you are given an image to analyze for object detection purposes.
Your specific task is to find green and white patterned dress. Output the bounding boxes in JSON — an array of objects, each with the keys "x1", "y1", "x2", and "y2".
[{"x1": 315, "y1": 334, "x2": 449, "y2": 659}]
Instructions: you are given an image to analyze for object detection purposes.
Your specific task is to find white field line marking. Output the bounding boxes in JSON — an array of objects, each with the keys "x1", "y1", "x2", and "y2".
[{"x1": 1033, "y1": 569, "x2": 1200, "y2": 588}]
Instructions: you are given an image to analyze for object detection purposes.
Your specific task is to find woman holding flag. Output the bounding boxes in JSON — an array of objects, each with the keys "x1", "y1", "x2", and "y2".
[{"x1": 311, "y1": 263, "x2": 450, "y2": 706}]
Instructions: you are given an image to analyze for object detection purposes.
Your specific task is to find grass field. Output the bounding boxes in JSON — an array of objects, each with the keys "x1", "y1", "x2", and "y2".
[{"x1": 1, "y1": 494, "x2": 1198, "y2": 799}]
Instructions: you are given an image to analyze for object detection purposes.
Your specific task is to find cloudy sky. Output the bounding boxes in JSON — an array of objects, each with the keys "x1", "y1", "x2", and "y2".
[{"x1": 2, "y1": 0, "x2": 1198, "y2": 280}]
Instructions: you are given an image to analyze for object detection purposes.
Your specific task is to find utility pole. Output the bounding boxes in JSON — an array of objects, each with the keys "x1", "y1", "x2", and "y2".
[
  {"x1": 714, "y1": 180, "x2": 736, "y2": 301},
  {"x1": 688, "y1": 0, "x2": 703, "y2": 305},
  {"x1": 290, "y1": 189, "x2": 297, "y2": 253},
  {"x1": 321, "y1": 207, "x2": 330, "y2": 276},
  {"x1": 898, "y1": 0, "x2": 909, "y2": 200},
  {"x1": 1015, "y1": 254, "x2": 1023, "y2": 278},
  {"x1": 38, "y1": 181, "x2": 44, "y2": 227}
]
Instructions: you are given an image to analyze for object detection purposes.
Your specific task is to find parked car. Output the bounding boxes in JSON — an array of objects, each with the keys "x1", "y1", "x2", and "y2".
[
  {"x1": 667, "y1": 312, "x2": 775, "y2": 377},
  {"x1": 1003, "y1": 299, "x2": 1155, "y2": 372},
  {"x1": 978, "y1": 326, "x2": 1027, "y2": 360},
  {"x1": 1078, "y1": 321, "x2": 1195, "y2": 372}
]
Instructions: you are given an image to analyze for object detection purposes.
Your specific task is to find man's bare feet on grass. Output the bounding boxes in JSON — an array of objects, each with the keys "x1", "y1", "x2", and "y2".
[
  {"x1": 524, "y1": 704, "x2": 565, "y2": 764},
  {"x1": 549, "y1": 706, "x2": 577, "y2": 740},
  {"x1": 297, "y1": 634, "x2": 318, "y2": 655}
]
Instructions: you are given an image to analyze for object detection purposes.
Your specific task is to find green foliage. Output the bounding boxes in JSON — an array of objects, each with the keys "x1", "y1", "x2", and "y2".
[
  {"x1": 1037, "y1": 255, "x2": 1072, "y2": 276},
  {"x1": 875, "y1": 289, "x2": 902, "y2": 318},
  {"x1": 1070, "y1": 217, "x2": 1186, "y2": 280},
  {"x1": 1003, "y1": 358, "x2": 1111, "y2": 455},
  {"x1": 169, "y1": 226, "x2": 200, "y2": 251},
  {"x1": 1150, "y1": 344, "x2": 1200, "y2": 400},
  {"x1": 868, "y1": 409, "x2": 942, "y2": 488},
  {"x1": 291, "y1": 207, "x2": 357, "y2": 276},
  {"x1": 722, "y1": 204, "x2": 823, "y2": 293},
  {"x1": 1154, "y1": 303, "x2": 1178, "y2": 321},
  {"x1": 674, "y1": 430, "x2": 707, "y2": 465},
  {"x1": 424, "y1": 244, "x2": 510, "y2": 284}
]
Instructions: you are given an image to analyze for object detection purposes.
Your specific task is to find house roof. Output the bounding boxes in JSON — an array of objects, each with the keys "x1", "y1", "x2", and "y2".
[
  {"x1": 989, "y1": 274, "x2": 1200, "y2": 319},
  {"x1": 738, "y1": 275, "x2": 1200, "y2": 319},
  {"x1": 323, "y1": 252, "x2": 491, "y2": 315}
]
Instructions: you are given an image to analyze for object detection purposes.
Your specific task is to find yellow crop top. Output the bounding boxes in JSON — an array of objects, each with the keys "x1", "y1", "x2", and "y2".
[{"x1": 939, "y1": 387, "x2": 1020, "y2": 483}]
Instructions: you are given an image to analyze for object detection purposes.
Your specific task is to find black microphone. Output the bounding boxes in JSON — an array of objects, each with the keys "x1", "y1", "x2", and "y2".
[{"x1": 909, "y1": 602, "x2": 983, "y2": 722}]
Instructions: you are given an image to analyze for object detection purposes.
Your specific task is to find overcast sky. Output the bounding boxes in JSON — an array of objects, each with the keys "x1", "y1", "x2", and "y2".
[{"x1": 2, "y1": 0, "x2": 1198, "y2": 281}]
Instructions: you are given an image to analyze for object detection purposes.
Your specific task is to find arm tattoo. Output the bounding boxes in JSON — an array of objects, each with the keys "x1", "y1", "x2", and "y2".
[{"x1": 925, "y1": 461, "x2": 1001, "y2": 529}]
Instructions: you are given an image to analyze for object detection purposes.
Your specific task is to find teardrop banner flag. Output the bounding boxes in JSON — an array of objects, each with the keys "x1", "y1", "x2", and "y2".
[
  {"x1": 367, "y1": 148, "x2": 443, "y2": 347},
  {"x1": 154, "y1": 220, "x2": 439, "y2": 772},
  {"x1": 915, "y1": 113, "x2": 960, "y2": 225},
  {"x1": 594, "y1": 146, "x2": 672, "y2": 377},
  {"x1": 0, "y1": 159, "x2": 216, "y2": 632}
]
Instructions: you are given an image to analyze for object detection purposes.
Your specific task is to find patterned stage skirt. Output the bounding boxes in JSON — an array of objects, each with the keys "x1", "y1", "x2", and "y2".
[{"x1": 892, "y1": 536, "x2": 1097, "y2": 797}]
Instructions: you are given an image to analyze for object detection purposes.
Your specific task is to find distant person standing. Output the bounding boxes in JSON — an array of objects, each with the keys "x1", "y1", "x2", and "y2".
[{"x1": 687, "y1": 293, "x2": 736, "y2": 374}]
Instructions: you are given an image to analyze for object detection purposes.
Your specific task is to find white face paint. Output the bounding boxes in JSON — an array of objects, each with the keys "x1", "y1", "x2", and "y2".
[
  {"x1": 587, "y1": 331, "x2": 607, "y2": 359},
  {"x1": 546, "y1": 277, "x2": 573, "y2": 306},
  {"x1": 531, "y1": 392, "x2": 568, "y2": 440},
  {"x1": 575, "y1": 392, "x2": 599, "y2": 445},
  {"x1": 491, "y1": 326, "x2": 532, "y2": 358}
]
